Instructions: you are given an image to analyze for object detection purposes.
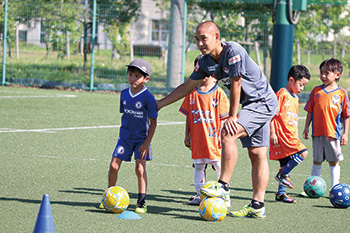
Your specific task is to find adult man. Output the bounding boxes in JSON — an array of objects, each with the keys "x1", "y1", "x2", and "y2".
[{"x1": 157, "y1": 21, "x2": 277, "y2": 218}]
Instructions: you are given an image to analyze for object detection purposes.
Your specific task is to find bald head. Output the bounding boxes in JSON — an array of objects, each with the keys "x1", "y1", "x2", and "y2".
[{"x1": 196, "y1": 21, "x2": 220, "y2": 37}]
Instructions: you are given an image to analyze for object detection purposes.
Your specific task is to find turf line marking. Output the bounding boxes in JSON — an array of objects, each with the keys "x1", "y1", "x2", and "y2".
[
  {"x1": 0, "y1": 121, "x2": 185, "y2": 133},
  {"x1": 0, "y1": 94, "x2": 76, "y2": 98},
  {"x1": 7, "y1": 153, "x2": 191, "y2": 168}
]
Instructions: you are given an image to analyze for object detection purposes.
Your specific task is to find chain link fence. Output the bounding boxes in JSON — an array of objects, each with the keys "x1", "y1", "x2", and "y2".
[{"x1": 1, "y1": 0, "x2": 349, "y2": 94}]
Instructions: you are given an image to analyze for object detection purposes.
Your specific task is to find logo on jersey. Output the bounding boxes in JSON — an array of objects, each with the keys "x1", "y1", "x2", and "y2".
[
  {"x1": 284, "y1": 100, "x2": 291, "y2": 106},
  {"x1": 194, "y1": 62, "x2": 200, "y2": 72},
  {"x1": 223, "y1": 67, "x2": 229, "y2": 74},
  {"x1": 117, "y1": 146, "x2": 125, "y2": 155},
  {"x1": 212, "y1": 98, "x2": 219, "y2": 108},
  {"x1": 123, "y1": 100, "x2": 127, "y2": 105},
  {"x1": 208, "y1": 66, "x2": 216, "y2": 72},
  {"x1": 219, "y1": 77, "x2": 231, "y2": 87},
  {"x1": 135, "y1": 101, "x2": 142, "y2": 109},
  {"x1": 190, "y1": 97, "x2": 195, "y2": 105},
  {"x1": 332, "y1": 95, "x2": 340, "y2": 105},
  {"x1": 228, "y1": 54, "x2": 241, "y2": 65}
]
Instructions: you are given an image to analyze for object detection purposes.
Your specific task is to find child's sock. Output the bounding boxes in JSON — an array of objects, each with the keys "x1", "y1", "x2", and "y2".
[
  {"x1": 330, "y1": 165, "x2": 340, "y2": 188},
  {"x1": 281, "y1": 154, "x2": 304, "y2": 175},
  {"x1": 311, "y1": 164, "x2": 322, "y2": 176},
  {"x1": 277, "y1": 183, "x2": 287, "y2": 195},
  {"x1": 194, "y1": 164, "x2": 206, "y2": 194}
]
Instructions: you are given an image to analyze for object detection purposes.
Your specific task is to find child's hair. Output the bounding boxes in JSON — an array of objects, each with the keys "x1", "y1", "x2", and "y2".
[
  {"x1": 288, "y1": 65, "x2": 311, "y2": 81},
  {"x1": 127, "y1": 66, "x2": 148, "y2": 78},
  {"x1": 319, "y1": 58, "x2": 343, "y2": 81}
]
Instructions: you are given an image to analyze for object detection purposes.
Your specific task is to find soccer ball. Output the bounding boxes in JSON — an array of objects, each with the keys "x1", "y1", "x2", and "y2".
[
  {"x1": 101, "y1": 186, "x2": 130, "y2": 213},
  {"x1": 329, "y1": 183, "x2": 350, "y2": 208},
  {"x1": 198, "y1": 197, "x2": 227, "y2": 222},
  {"x1": 303, "y1": 176, "x2": 327, "y2": 198},
  {"x1": 200, "y1": 181, "x2": 219, "y2": 201}
]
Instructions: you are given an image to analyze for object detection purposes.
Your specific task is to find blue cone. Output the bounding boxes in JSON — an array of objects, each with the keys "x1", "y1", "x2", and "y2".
[
  {"x1": 33, "y1": 194, "x2": 56, "y2": 233},
  {"x1": 117, "y1": 211, "x2": 142, "y2": 220}
]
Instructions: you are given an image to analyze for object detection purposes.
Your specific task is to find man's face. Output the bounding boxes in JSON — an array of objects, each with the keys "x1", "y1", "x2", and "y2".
[{"x1": 195, "y1": 25, "x2": 218, "y2": 56}]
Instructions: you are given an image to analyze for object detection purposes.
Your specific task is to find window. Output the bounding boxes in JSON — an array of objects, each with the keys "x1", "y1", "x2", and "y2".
[
  {"x1": 18, "y1": 30, "x2": 27, "y2": 42},
  {"x1": 151, "y1": 19, "x2": 168, "y2": 43}
]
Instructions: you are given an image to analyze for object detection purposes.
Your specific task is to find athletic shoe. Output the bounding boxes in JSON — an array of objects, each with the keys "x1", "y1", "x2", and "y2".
[
  {"x1": 275, "y1": 172, "x2": 294, "y2": 189},
  {"x1": 135, "y1": 204, "x2": 147, "y2": 214},
  {"x1": 275, "y1": 193, "x2": 296, "y2": 204},
  {"x1": 228, "y1": 204, "x2": 266, "y2": 219},
  {"x1": 200, "y1": 182, "x2": 230, "y2": 202},
  {"x1": 225, "y1": 196, "x2": 231, "y2": 208},
  {"x1": 189, "y1": 194, "x2": 197, "y2": 201},
  {"x1": 99, "y1": 203, "x2": 104, "y2": 209},
  {"x1": 188, "y1": 194, "x2": 201, "y2": 205}
]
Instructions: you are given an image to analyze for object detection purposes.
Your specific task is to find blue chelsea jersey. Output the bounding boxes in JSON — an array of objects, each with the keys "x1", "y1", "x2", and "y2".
[{"x1": 119, "y1": 87, "x2": 158, "y2": 141}]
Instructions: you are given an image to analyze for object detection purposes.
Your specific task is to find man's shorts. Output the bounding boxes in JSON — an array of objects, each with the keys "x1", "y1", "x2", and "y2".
[
  {"x1": 112, "y1": 137, "x2": 152, "y2": 162},
  {"x1": 312, "y1": 136, "x2": 343, "y2": 162},
  {"x1": 237, "y1": 102, "x2": 276, "y2": 148}
]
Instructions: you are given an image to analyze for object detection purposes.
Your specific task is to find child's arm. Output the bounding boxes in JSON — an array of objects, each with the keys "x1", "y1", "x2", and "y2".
[
  {"x1": 184, "y1": 117, "x2": 191, "y2": 148},
  {"x1": 270, "y1": 119, "x2": 278, "y2": 145},
  {"x1": 341, "y1": 117, "x2": 349, "y2": 145},
  {"x1": 303, "y1": 112, "x2": 312, "y2": 140},
  {"x1": 139, "y1": 118, "x2": 157, "y2": 159}
]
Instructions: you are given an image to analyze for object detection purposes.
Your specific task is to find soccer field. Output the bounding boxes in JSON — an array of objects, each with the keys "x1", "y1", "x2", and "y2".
[{"x1": 0, "y1": 86, "x2": 349, "y2": 232}]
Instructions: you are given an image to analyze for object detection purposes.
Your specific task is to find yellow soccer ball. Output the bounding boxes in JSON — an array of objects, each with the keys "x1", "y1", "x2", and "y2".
[
  {"x1": 101, "y1": 186, "x2": 130, "y2": 213},
  {"x1": 199, "y1": 197, "x2": 227, "y2": 222},
  {"x1": 200, "y1": 180, "x2": 219, "y2": 201}
]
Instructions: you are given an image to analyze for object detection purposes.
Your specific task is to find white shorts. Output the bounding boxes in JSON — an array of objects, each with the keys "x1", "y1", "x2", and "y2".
[{"x1": 312, "y1": 136, "x2": 344, "y2": 162}]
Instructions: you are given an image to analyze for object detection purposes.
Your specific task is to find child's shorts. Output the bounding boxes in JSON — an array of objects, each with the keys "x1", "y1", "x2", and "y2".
[
  {"x1": 312, "y1": 136, "x2": 343, "y2": 162},
  {"x1": 278, "y1": 149, "x2": 308, "y2": 167},
  {"x1": 112, "y1": 137, "x2": 152, "y2": 162},
  {"x1": 237, "y1": 102, "x2": 276, "y2": 148}
]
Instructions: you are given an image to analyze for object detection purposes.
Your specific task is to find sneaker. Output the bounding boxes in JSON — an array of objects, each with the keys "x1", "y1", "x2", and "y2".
[
  {"x1": 200, "y1": 182, "x2": 230, "y2": 202},
  {"x1": 229, "y1": 204, "x2": 266, "y2": 219},
  {"x1": 275, "y1": 172, "x2": 294, "y2": 189},
  {"x1": 135, "y1": 204, "x2": 147, "y2": 214},
  {"x1": 189, "y1": 194, "x2": 197, "y2": 201},
  {"x1": 275, "y1": 193, "x2": 296, "y2": 204},
  {"x1": 225, "y1": 196, "x2": 231, "y2": 208},
  {"x1": 188, "y1": 195, "x2": 201, "y2": 205}
]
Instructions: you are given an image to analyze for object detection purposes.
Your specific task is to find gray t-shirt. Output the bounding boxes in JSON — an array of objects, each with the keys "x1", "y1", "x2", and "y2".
[{"x1": 190, "y1": 41, "x2": 277, "y2": 110}]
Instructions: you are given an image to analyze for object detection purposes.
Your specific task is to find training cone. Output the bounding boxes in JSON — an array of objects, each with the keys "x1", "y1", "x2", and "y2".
[
  {"x1": 33, "y1": 194, "x2": 56, "y2": 233},
  {"x1": 117, "y1": 211, "x2": 142, "y2": 220}
]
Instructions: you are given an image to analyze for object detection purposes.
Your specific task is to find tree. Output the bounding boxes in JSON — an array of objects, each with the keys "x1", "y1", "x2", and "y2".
[{"x1": 93, "y1": 0, "x2": 141, "y2": 60}]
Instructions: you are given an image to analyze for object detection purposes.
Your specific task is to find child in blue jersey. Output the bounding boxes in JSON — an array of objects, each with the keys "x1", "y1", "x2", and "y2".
[{"x1": 107, "y1": 59, "x2": 158, "y2": 214}]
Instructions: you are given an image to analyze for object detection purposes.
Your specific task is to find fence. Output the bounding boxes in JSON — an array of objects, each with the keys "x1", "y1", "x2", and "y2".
[{"x1": 1, "y1": 0, "x2": 349, "y2": 94}]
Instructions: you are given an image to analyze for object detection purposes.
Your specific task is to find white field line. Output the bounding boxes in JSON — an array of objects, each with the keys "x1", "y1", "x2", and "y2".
[
  {"x1": 7, "y1": 153, "x2": 192, "y2": 168},
  {"x1": 0, "y1": 121, "x2": 185, "y2": 133},
  {"x1": 0, "y1": 94, "x2": 76, "y2": 98}
]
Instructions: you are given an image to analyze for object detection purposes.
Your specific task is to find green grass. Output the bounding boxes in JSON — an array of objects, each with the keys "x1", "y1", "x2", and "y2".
[{"x1": 0, "y1": 85, "x2": 349, "y2": 232}]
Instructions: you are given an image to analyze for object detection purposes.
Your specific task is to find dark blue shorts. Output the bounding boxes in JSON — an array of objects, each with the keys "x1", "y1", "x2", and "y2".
[{"x1": 112, "y1": 137, "x2": 152, "y2": 162}]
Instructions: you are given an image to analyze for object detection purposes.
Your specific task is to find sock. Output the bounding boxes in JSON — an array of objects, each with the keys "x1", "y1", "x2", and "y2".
[
  {"x1": 281, "y1": 155, "x2": 304, "y2": 175},
  {"x1": 311, "y1": 164, "x2": 322, "y2": 176},
  {"x1": 212, "y1": 161, "x2": 221, "y2": 180},
  {"x1": 251, "y1": 200, "x2": 264, "y2": 209},
  {"x1": 137, "y1": 193, "x2": 146, "y2": 207},
  {"x1": 330, "y1": 165, "x2": 340, "y2": 188},
  {"x1": 277, "y1": 183, "x2": 287, "y2": 195},
  {"x1": 218, "y1": 180, "x2": 229, "y2": 191},
  {"x1": 194, "y1": 164, "x2": 206, "y2": 195}
]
